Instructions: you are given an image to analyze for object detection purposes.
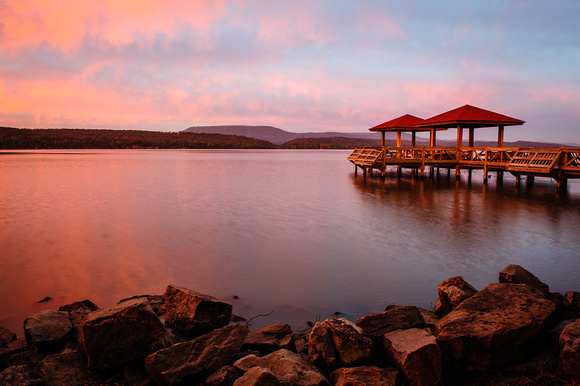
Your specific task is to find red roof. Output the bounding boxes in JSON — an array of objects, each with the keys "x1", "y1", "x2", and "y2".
[
  {"x1": 416, "y1": 104, "x2": 525, "y2": 128},
  {"x1": 369, "y1": 114, "x2": 426, "y2": 131}
]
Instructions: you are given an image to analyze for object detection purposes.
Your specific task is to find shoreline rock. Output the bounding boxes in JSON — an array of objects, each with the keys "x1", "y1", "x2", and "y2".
[{"x1": 1, "y1": 264, "x2": 579, "y2": 385}]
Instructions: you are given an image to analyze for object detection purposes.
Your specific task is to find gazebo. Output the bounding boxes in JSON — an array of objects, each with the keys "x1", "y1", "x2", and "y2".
[
  {"x1": 415, "y1": 104, "x2": 525, "y2": 147},
  {"x1": 369, "y1": 114, "x2": 426, "y2": 147}
]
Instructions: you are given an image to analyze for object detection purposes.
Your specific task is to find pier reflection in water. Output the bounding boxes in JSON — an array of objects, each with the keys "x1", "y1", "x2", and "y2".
[{"x1": 0, "y1": 150, "x2": 579, "y2": 335}]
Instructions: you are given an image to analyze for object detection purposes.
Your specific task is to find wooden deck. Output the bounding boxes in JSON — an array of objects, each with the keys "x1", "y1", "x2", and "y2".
[{"x1": 348, "y1": 146, "x2": 580, "y2": 189}]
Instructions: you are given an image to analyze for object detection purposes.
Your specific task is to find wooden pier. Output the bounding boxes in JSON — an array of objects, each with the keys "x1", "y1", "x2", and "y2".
[
  {"x1": 348, "y1": 105, "x2": 580, "y2": 189},
  {"x1": 348, "y1": 146, "x2": 580, "y2": 189}
]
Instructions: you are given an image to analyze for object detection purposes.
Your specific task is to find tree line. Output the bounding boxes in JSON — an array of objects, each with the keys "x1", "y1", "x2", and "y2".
[{"x1": 0, "y1": 127, "x2": 381, "y2": 150}]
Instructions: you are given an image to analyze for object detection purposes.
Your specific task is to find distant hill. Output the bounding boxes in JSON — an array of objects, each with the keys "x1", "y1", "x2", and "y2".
[{"x1": 182, "y1": 125, "x2": 380, "y2": 145}]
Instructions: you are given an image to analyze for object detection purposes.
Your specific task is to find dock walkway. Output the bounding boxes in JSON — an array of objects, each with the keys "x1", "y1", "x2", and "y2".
[{"x1": 348, "y1": 146, "x2": 580, "y2": 189}]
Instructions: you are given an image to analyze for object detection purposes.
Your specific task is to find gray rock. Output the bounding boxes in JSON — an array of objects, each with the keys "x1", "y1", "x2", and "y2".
[
  {"x1": 436, "y1": 283, "x2": 556, "y2": 367},
  {"x1": 330, "y1": 366, "x2": 398, "y2": 385},
  {"x1": 384, "y1": 328, "x2": 441, "y2": 386},
  {"x1": 559, "y1": 318, "x2": 580, "y2": 379},
  {"x1": 78, "y1": 298, "x2": 166, "y2": 370},
  {"x1": 234, "y1": 349, "x2": 329, "y2": 385},
  {"x1": 159, "y1": 285, "x2": 232, "y2": 335},
  {"x1": 356, "y1": 305, "x2": 426, "y2": 337},
  {"x1": 145, "y1": 323, "x2": 248, "y2": 385},
  {"x1": 499, "y1": 264, "x2": 549, "y2": 293},
  {"x1": 434, "y1": 276, "x2": 478, "y2": 315},
  {"x1": 243, "y1": 323, "x2": 296, "y2": 355},
  {"x1": 23, "y1": 310, "x2": 72, "y2": 354},
  {"x1": 233, "y1": 366, "x2": 280, "y2": 386}
]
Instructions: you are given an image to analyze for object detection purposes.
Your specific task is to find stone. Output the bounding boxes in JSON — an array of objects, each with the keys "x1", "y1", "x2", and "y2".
[
  {"x1": 205, "y1": 365, "x2": 244, "y2": 386},
  {"x1": 0, "y1": 373, "x2": 43, "y2": 385},
  {"x1": 417, "y1": 307, "x2": 438, "y2": 328},
  {"x1": 0, "y1": 339, "x2": 28, "y2": 370},
  {"x1": 0, "y1": 326, "x2": 16, "y2": 347},
  {"x1": 308, "y1": 322, "x2": 337, "y2": 368},
  {"x1": 330, "y1": 366, "x2": 398, "y2": 386},
  {"x1": 243, "y1": 323, "x2": 296, "y2": 355},
  {"x1": 356, "y1": 305, "x2": 426, "y2": 337},
  {"x1": 559, "y1": 318, "x2": 580, "y2": 379},
  {"x1": 434, "y1": 276, "x2": 478, "y2": 315},
  {"x1": 145, "y1": 323, "x2": 248, "y2": 385},
  {"x1": 499, "y1": 264, "x2": 549, "y2": 293},
  {"x1": 159, "y1": 285, "x2": 232, "y2": 335},
  {"x1": 566, "y1": 291, "x2": 580, "y2": 315},
  {"x1": 59, "y1": 300, "x2": 99, "y2": 340},
  {"x1": 436, "y1": 283, "x2": 556, "y2": 367},
  {"x1": 23, "y1": 310, "x2": 72, "y2": 354},
  {"x1": 233, "y1": 366, "x2": 280, "y2": 386},
  {"x1": 119, "y1": 294, "x2": 163, "y2": 314},
  {"x1": 78, "y1": 298, "x2": 166, "y2": 370},
  {"x1": 383, "y1": 328, "x2": 441, "y2": 386},
  {"x1": 322, "y1": 318, "x2": 374, "y2": 367},
  {"x1": 234, "y1": 349, "x2": 329, "y2": 385},
  {"x1": 39, "y1": 350, "x2": 99, "y2": 385},
  {"x1": 308, "y1": 322, "x2": 338, "y2": 369}
]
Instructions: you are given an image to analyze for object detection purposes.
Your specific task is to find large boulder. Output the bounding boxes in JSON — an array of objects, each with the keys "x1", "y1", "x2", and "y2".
[
  {"x1": 317, "y1": 318, "x2": 374, "y2": 367},
  {"x1": 159, "y1": 285, "x2": 232, "y2": 335},
  {"x1": 58, "y1": 300, "x2": 98, "y2": 340},
  {"x1": 234, "y1": 349, "x2": 329, "y2": 386},
  {"x1": 330, "y1": 366, "x2": 398, "y2": 385},
  {"x1": 356, "y1": 305, "x2": 426, "y2": 338},
  {"x1": 242, "y1": 323, "x2": 296, "y2": 355},
  {"x1": 498, "y1": 264, "x2": 549, "y2": 293},
  {"x1": 559, "y1": 318, "x2": 580, "y2": 379},
  {"x1": 78, "y1": 298, "x2": 166, "y2": 370},
  {"x1": 436, "y1": 283, "x2": 556, "y2": 367},
  {"x1": 145, "y1": 323, "x2": 248, "y2": 385},
  {"x1": 233, "y1": 366, "x2": 280, "y2": 386},
  {"x1": 434, "y1": 276, "x2": 478, "y2": 315},
  {"x1": 383, "y1": 328, "x2": 441, "y2": 386},
  {"x1": 23, "y1": 310, "x2": 72, "y2": 353}
]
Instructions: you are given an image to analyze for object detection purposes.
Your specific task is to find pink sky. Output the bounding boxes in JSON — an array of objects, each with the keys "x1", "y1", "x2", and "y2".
[{"x1": 1, "y1": 0, "x2": 579, "y2": 143}]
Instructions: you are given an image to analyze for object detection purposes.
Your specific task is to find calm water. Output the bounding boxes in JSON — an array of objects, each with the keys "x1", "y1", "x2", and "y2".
[{"x1": 1, "y1": 149, "x2": 580, "y2": 335}]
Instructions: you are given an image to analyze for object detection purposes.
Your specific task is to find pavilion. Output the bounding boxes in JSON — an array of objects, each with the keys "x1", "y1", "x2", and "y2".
[{"x1": 369, "y1": 114, "x2": 426, "y2": 147}]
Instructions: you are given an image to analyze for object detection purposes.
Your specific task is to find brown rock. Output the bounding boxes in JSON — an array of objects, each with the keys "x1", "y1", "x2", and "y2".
[
  {"x1": 234, "y1": 349, "x2": 329, "y2": 385},
  {"x1": 205, "y1": 365, "x2": 244, "y2": 386},
  {"x1": 308, "y1": 322, "x2": 338, "y2": 369},
  {"x1": 499, "y1": 264, "x2": 549, "y2": 293},
  {"x1": 23, "y1": 310, "x2": 72, "y2": 354},
  {"x1": 145, "y1": 323, "x2": 248, "y2": 385},
  {"x1": 0, "y1": 339, "x2": 28, "y2": 370},
  {"x1": 383, "y1": 328, "x2": 441, "y2": 386},
  {"x1": 0, "y1": 326, "x2": 16, "y2": 347},
  {"x1": 0, "y1": 373, "x2": 43, "y2": 385},
  {"x1": 434, "y1": 276, "x2": 478, "y2": 315},
  {"x1": 323, "y1": 318, "x2": 374, "y2": 367},
  {"x1": 436, "y1": 283, "x2": 556, "y2": 367},
  {"x1": 233, "y1": 366, "x2": 280, "y2": 386},
  {"x1": 39, "y1": 350, "x2": 99, "y2": 386},
  {"x1": 78, "y1": 298, "x2": 166, "y2": 370},
  {"x1": 58, "y1": 299, "x2": 98, "y2": 313},
  {"x1": 356, "y1": 305, "x2": 426, "y2": 337},
  {"x1": 559, "y1": 318, "x2": 580, "y2": 379},
  {"x1": 330, "y1": 366, "x2": 398, "y2": 385},
  {"x1": 565, "y1": 291, "x2": 580, "y2": 316},
  {"x1": 243, "y1": 323, "x2": 296, "y2": 354},
  {"x1": 159, "y1": 285, "x2": 232, "y2": 335}
]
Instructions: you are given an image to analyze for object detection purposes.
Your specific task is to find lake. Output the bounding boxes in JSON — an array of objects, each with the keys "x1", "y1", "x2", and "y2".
[{"x1": 1, "y1": 149, "x2": 580, "y2": 335}]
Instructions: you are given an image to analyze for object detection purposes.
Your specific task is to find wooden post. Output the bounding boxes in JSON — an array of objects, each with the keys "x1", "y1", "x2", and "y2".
[
  {"x1": 381, "y1": 131, "x2": 385, "y2": 147},
  {"x1": 469, "y1": 127, "x2": 474, "y2": 147},
  {"x1": 498, "y1": 125, "x2": 504, "y2": 148},
  {"x1": 483, "y1": 149, "x2": 488, "y2": 184},
  {"x1": 397, "y1": 131, "x2": 402, "y2": 147},
  {"x1": 354, "y1": 164, "x2": 358, "y2": 176},
  {"x1": 412, "y1": 132, "x2": 416, "y2": 147},
  {"x1": 430, "y1": 128, "x2": 436, "y2": 147},
  {"x1": 557, "y1": 179, "x2": 568, "y2": 190},
  {"x1": 515, "y1": 175, "x2": 521, "y2": 186}
]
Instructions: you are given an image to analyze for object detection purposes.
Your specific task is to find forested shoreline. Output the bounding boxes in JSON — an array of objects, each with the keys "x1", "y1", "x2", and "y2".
[{"x1": 0, "y1": 127, "x2": 380, "y2": 150}]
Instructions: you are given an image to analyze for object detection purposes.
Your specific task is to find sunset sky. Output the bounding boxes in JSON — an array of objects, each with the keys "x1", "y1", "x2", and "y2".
[{"x1": 1, "y1": 1, "x2": 579, "y2": 143}]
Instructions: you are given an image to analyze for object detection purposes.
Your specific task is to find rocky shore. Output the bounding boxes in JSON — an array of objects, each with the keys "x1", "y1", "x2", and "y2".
[{"x1": 1, "y1": 264, "x2": 579, "y2": 385}]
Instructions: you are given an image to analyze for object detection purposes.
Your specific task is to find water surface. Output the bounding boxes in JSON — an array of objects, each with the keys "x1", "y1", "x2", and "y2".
[{"x1": 1, "y1": 149, "x2": 579, "y2": 335}]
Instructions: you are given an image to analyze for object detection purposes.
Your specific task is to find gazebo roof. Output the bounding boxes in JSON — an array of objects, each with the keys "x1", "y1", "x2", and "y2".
[
  {"x1": 416, "y1": 104, "x2": 525, "y2": 129},
  {"x1": 369, "y1": 114, "x2": 426, "y2": 132}
]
